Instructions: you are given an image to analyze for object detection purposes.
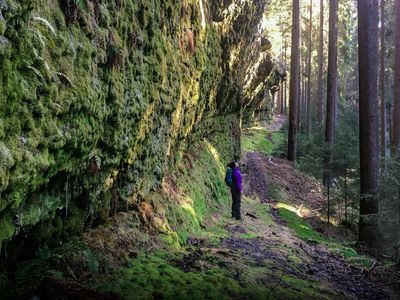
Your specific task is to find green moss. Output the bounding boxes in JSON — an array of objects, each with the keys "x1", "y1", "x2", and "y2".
[
  {"x1": 198, "y1": 226, "x2": 230, "y2": 245},
  {"x1": 277, "y1": 204, "x2": 375, "y2": 271},
  {"x1": 277, "y1": 203, "x2": 325, "y2": 244},
  {"x1": 156, "y1": 139, "x2": 231, "y2": 246},
  {"x1": 0, "y1": 0, "x2": 241, "y2": 248},
  {"x1": 242, "y1": 128, "x2": 273, "y2": 155},
  {"x1": 273, "y1": 275, "x2": 332, "y2": 300},
  {"x1": 94, "y1": 254, "x2": 242, "y2": 300},
  {"x1": 242, "y1": 196, "x2": 273, "y2": 226},
  {"x1": 240, "y1": 231, "x2": 258, "y2": 239}
]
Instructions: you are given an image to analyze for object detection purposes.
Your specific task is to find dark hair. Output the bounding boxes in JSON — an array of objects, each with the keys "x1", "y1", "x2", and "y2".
[{"x1": 227, "y1": 161, "x2": 236, "y2": 169}]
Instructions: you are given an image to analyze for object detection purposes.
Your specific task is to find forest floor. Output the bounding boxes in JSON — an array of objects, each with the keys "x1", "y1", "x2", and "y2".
[
  {"x1": 87, "y1": 115, "x2": 397, "y2": 299},
  {"x1": 6, "y1": 116, "x2": 400, "y2": 300}
]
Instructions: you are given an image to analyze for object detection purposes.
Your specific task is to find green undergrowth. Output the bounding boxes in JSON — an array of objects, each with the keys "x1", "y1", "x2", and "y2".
[
  {"x1": 276, "y1": 202, "x2": 375, "y2": 269},
  {"x1": 241, "y1": 128, "x2": 273, "y2": 155},
  {"x1": 277, "y1": 203, "x2": 325, "y2": 244}
]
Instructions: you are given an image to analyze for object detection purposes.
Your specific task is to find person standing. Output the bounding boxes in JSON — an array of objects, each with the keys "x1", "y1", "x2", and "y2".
[{"x1": 227, "y1": 161, "x2": 242, "y2": 220}]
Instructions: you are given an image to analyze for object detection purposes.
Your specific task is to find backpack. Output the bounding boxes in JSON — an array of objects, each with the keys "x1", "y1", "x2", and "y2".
[{"x1": 225, "y1": 169, "x2": 233, "y2": 187}]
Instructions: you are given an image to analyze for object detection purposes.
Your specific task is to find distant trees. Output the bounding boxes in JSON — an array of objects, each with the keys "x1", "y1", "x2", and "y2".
[
  {"x1": 288, "y1": 0, "x2": 300, "y2": 161},
  {"x1": 357, "y1": 0, "x2": 380, "y2": 253}
]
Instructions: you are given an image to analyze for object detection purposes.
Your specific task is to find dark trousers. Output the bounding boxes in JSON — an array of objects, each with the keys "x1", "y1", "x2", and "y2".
[{"x1": 231, "y1": 186, "x2": 241, "y2": 219}]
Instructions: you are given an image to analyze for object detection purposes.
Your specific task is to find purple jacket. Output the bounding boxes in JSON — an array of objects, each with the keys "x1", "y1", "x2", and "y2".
[{"x1": 232, "y1": 167, "x2": 242, "y2": 192}]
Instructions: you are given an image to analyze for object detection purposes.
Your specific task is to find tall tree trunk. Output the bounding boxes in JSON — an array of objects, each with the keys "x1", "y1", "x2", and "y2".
[
  {"x1": 284, "y1": 38, "x2": 288, "y2": 114},
  {"x1": 317, "y1": 0, "x2": 324, "y2": 125},
  {"x1": 392, "y1": 0, "x2": 400, "y2": 154},
  {"x1": 323, "y1": 0, "x2": 338, "y2": 187},
  {"x1": 288, "y1": 0, "x2": 301, "y2": 161},
  {"x1": 281, "y1": 83, "x2": 284, "y2": 114},
  {"x1": 306, "y1": 0, "x2": 313, "y2": 135},
  {"x1": 276, "y1": 88, "x2": 280, "y2": 113},
  {"x1": 357, "y1": 0, "x2": 380, "y2": 255},
  {"x1": 380, "y1": 0, "x2": 387, "y2": 158}
]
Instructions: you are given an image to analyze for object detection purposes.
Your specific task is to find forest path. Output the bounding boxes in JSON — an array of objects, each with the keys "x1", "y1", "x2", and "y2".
[{"x1": 234, "y1": 115, "x2": 393, "y2": 299}]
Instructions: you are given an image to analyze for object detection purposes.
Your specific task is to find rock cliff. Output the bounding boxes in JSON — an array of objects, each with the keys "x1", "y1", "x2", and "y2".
[{"x1": 0, "y1": 0, "x2": 279, "y2": 257}]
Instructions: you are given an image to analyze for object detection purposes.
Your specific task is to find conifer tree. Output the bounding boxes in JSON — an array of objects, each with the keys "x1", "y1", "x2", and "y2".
[
  {"x1": 357, "y1": 0, "x2": 380, "y2": 254},
  {"x1": 288, "y1": 0, "x2": 301, "y2": 160}
]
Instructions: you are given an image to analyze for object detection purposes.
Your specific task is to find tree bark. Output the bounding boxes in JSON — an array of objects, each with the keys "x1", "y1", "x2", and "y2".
[
  {"x1": 306, "y1": 0, "x2": 313, "y2": 135},
  {"x1": 323, "y1": 0, "x2": 338, "y2": 187},
  {"x1": 284, "y1": 39, "x2": 288, "y2": 114},
  {"x1": 357, "y1": 0, "x2": 380, "y2": 255},
  {"x1": 392, "y1": 0, "x2": 400, "y2": 154},
  {"x1": 380, "y1": 0, "x2": 387, "y2": 157},
  {"x1": 317, "y1": 0, "x2": 324, "y2": 125},
  {"x1": 288, "y1": 0, "x2": 300, "y2": 161}
]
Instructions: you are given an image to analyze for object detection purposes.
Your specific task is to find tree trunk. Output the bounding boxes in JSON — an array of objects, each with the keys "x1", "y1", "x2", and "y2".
[
  {"x1": 357, "y1": 0, "x2": 380, "y2": 255},
  {"x1": 288, "y1": 0, "x2": 301, "y2": 161},
  {"x1": 276, "y1": 87, "x2": 280, "y2": 113},
  {"x1": 380, "y1": 0, "x2": 387, "y2": 158},
  {"x1": 392, "y1": 0, "x2": 400, "y2": 154},
  {"x1": 284, "y1": 39, "x2": 288, "y2": 114},
  {"x1": 281, "y1": 84, "x2": 284, "y2": 114},
  {"x1": 317, "y1": 0, "x2": 324, "y2": 125},
  {"x1": 323, "y1": 0, "x2": 338, "y2": 187},
  {"x1": 306, "y1": 0, "x2": 313, "y2": 135}
]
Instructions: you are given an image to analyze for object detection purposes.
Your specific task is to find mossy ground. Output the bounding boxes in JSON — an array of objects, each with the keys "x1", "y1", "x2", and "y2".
[
  {"x1": 87, "y1": 193, "x2": 337, "y2": 300},
  {"x1": 79, "y1": 122, "x2": 390, "y2": 300},
  {"x1": 241, "y1": 127, "x2": 273, "y2": 155}
]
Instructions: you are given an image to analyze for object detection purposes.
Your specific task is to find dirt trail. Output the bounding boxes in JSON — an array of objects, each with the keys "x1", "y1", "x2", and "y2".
[{"x1": 237, "y1": 115, "x2": 394, "y2": 299}]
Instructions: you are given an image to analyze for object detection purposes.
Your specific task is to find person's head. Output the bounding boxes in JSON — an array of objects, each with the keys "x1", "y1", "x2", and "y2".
[{"x1": 227, "y1": 161, "x2": 236, "y2": 169}]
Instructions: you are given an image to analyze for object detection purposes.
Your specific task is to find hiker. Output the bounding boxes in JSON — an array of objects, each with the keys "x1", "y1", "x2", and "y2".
[{"x1": 226, "y1": 161, "x2": 243, "y2": 220}]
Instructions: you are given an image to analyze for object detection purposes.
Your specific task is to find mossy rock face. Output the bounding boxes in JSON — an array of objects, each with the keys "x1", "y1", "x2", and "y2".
[{"x1": 0, "y1": 0, "x2": 269, "y2": 254}]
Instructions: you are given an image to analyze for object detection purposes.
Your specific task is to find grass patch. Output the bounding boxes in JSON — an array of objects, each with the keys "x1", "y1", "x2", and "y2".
[
  {"x1": 241, "y1": 128, "x2": 273, "y2": 155},
  {"x1": 197, "y1": 226, "x2": 231, "y2": 245},
  {"x1": 240, "y1": 231, "x2": 258, "y2": 239},
  {"x1": 277, "y1": 203, "x2": 326, "y2": 244},
  {"x1": 277, "y1": 203, "x2": 376, "y2": 270}
]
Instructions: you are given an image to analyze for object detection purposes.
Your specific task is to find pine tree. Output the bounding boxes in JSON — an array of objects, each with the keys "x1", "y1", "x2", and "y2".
[
  {"x1": 317, "y1": 0, "x2": 324, "y2": 125},
  {"x1": 380, "y1": 0, "x2": 387, "y2": 157},
  {"x1": 357, "y1": 0, "x2": 380, "y2": 254},
  {"x1": 306, "y1": 0, "x2": 313, "y2": 135},
  {"x1": 288, "y1": 0, "x2": 301, "y2": 161},
  {"x1": 392, "y1": 0, "x2": 400, "y2": 154},
  {"x1": 324, "y1": 0, "x2": 338, "y2": 189}
]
